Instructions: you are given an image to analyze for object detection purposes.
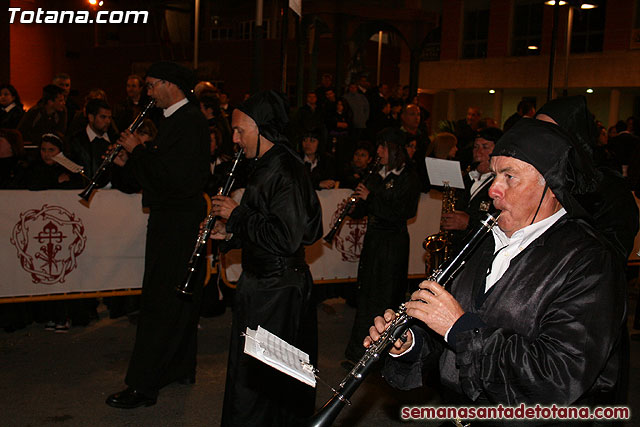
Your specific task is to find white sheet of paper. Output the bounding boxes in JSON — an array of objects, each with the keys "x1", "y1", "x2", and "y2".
[
  {"x1": 424, "y1": 157, "x2": 465, "y2": 189},
  {"x1": 52, "y1": 152, "x2": 85, "y2": 174},
  {"x1": 243, "y1": 326, "x2": 316, "y2": 387}
]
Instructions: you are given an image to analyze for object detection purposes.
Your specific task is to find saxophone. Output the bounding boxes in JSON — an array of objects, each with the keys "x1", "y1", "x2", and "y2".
[
  {"x1": 323, "y1": 158, "x2": 381, "y2": 245},
  {"x1": 423, "y1": 181, "x2": 457, "y2": 275},
  {"x1": 306, "y1": 211, "x2": 499, "y2": 427}
]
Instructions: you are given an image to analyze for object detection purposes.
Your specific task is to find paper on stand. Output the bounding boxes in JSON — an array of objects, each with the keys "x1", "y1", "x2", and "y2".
[{"x1": 424, "y1": 157, "x2": 465, "y2": 189}]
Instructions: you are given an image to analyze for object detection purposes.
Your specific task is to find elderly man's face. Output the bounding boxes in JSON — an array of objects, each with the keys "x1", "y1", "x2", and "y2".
[
  {"x1": 231, "y1": 109, "x2": 260, "y2": 159},
  {"x1": 488, "y1": 156, "x2": 552, "y2": 237}
]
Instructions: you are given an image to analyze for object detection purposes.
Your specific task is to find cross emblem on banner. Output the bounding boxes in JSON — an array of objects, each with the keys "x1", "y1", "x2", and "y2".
[{"x1": 34, "y1": 221, "x2": 67, "y2": 275}]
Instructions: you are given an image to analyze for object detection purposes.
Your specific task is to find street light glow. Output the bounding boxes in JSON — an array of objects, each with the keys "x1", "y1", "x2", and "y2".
[
  {"x1": 489, "y1": 89, "x2": 495, "y2": 94},
  {"x1": 581, "y1": 3, "x2": 597, "y2": 9},
  {"x1": 586, "y1": 88, "x2": 594, "y2": 93},
  {"x1": 544, "y1": 1, "x2": 567, "y2": 5},
  {"x1": 528, "y1": 45, "x2": 539, "y2": 50}
]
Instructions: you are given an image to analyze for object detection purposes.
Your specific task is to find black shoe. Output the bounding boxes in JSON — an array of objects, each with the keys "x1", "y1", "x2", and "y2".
[{"x1": 106, "y1": 388, "x2": 157, "y2": 409}]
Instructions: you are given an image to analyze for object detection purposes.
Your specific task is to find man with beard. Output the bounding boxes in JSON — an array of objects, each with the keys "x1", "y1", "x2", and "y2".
[
  {"x1": 106, "y1": 61, "x2": 210, "y2": 409},
  {"x1": 67, "y1": 98, "x2": 116, "y2": 186}
]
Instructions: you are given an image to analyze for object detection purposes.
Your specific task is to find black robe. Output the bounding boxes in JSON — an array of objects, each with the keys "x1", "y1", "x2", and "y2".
[
  {"x1": 383, "y1": 216, "x2": 627, "y2": 425},
  {"x1": 344, "y1": 166, "x2": 420, "y2": 362},
  {"x1": 220, "y1": 143, "x2": 323, "y2": 427},
  {"x1": 113, "y1": 101, "x2": 210, "y2": 397}
]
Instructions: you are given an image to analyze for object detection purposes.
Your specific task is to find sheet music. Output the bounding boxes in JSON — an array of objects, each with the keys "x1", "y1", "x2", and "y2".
[
  {"x1": 52, "y1": 153, "x2": 84, "y2": 174},
  {"x1": 424, "y1": 157, "x2": 465, "y2": 189},
  {"x1": 243, "y1": 326, "x2": 316, "y2": 387}
]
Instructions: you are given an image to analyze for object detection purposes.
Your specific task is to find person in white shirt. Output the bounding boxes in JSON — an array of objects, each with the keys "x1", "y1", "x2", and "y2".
[{"x1": 365, "y1": 118, "x2": 627, "y2": 415}]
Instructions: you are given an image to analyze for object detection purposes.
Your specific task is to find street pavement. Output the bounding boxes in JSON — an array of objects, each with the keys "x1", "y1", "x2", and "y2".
[{"x1": 1, "y1": 294, "x2": 639, "y2": 426}]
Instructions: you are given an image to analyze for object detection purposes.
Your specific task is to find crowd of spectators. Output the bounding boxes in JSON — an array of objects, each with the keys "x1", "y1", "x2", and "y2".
[{"x1": 1, "y1": 70, "x2": 638, "y2": 333}]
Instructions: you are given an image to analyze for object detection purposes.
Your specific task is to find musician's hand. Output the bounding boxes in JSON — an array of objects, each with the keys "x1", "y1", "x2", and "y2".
[
  {"x1": 441, "y1": 211, "x2": 470, "y2": 231},
  {"x1": 405, "y1": 281, "x2": 465, "y2": 337},
  {"x1": 118, "y1": 130, "x2": 143, "y2": 153},
  {"x1": 363, "y1": 309, "x2": 412, "y2": 355},
  {"x1": 212, "y1": 195, "x2": 238, "y2": 220},
  {"x1": 105, "y1": 143, "x2": 130, "y2": 167},
  {"x1": 58, "y1": 173, "x2": 70, "y2": 184},
  {"x1": 319, "y1": 179, "x2": 337, "y2": 189},
  {"x1": 354, "y1": 183, "x2": 370, "y2": 200},
  {"x1": 209, "y1": 220, "x2": 229, "y2": 240}
]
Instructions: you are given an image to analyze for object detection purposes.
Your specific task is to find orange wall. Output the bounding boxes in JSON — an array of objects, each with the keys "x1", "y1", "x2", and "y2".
[{"x1": 9, "y1": 0, "x2": 62, "y2": 108}]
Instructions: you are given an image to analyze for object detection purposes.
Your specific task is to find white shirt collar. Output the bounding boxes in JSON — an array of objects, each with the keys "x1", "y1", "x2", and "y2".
[
  {"x1": 303, "y1": 154, "x2": 318, "y2": 171},
  {"x1": 86, "y1": 124, "x2": 110, "y2": 143},
  {"x1": 468, "y1": 170, "x2": 493, "y2": 200},
  {"x1": 469, "y1": 170, "x2": 492, "y2": 182},
  {"x1": 486, "y1": 208, "x2": 567, "y2": 293},
  {"x1": 163, "y1": 97, "x2": 189, "y2": 118},
  {"x1": 493, "y1": 207, "x2": 566, "y2": 249},
  {"x1": 379, "y1": 165, "x2": 405, "y2": 179},
  {"x1": 3, "y1": 102, "x2": 16, "y2": 112}
]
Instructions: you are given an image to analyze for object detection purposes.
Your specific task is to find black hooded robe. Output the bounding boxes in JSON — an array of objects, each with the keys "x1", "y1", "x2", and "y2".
[
  {"x1": 383, "y1": 216, "x2": 626, "y2": 426},
  {"x1": 220, "y1": 142, "x2": 323, "y2": 427}
]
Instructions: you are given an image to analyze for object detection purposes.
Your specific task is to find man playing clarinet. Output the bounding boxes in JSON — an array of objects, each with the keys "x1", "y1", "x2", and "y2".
[
  {"x1": 209, "y1": 90, "x2": 323, "y2": 427},
  {"x1": 106, "y1": 61, "x2": 210, "y2": 409},
  {"x1": 366, "y1": 119, "x2": 627, "y2": 420}
]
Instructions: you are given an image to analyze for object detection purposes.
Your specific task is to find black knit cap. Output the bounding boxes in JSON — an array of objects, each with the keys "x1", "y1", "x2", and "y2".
[
  {"x1": 237, "y1": 90, "x2": 290, "y2": 144},
  {"x1": 491, "y1": 118, "x2": 595, "y2": 218},
  {"x1": 146, "y1": 61, "x2": 196, "y2": 97}
]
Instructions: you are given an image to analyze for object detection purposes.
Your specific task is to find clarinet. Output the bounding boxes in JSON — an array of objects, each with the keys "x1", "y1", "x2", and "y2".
[
  {"x1": 176, "y1": 148, "x2": 244, "y2": 296},
  {"x1": 306, "y1": 211, "x2": 500, "y2": 427},
  {"x1": 323, "y1": 158, "x2": 381, "y2": 244},
  {"x1": 79, "y1": 99, "x2": 156, "y2": 201}
]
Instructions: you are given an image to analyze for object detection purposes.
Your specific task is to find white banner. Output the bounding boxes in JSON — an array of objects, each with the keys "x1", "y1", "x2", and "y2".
[
  {"x1": 0, "y1": 189, "x2": 443, "y2": 298},
  {"x1": 0, "y1": 190, "x2": 147, "y2": 298}
]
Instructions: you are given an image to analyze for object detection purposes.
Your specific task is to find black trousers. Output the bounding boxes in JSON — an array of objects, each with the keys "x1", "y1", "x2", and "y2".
[{"x1": 124, "y1": 207, "x2": 205, "y2": 396}]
